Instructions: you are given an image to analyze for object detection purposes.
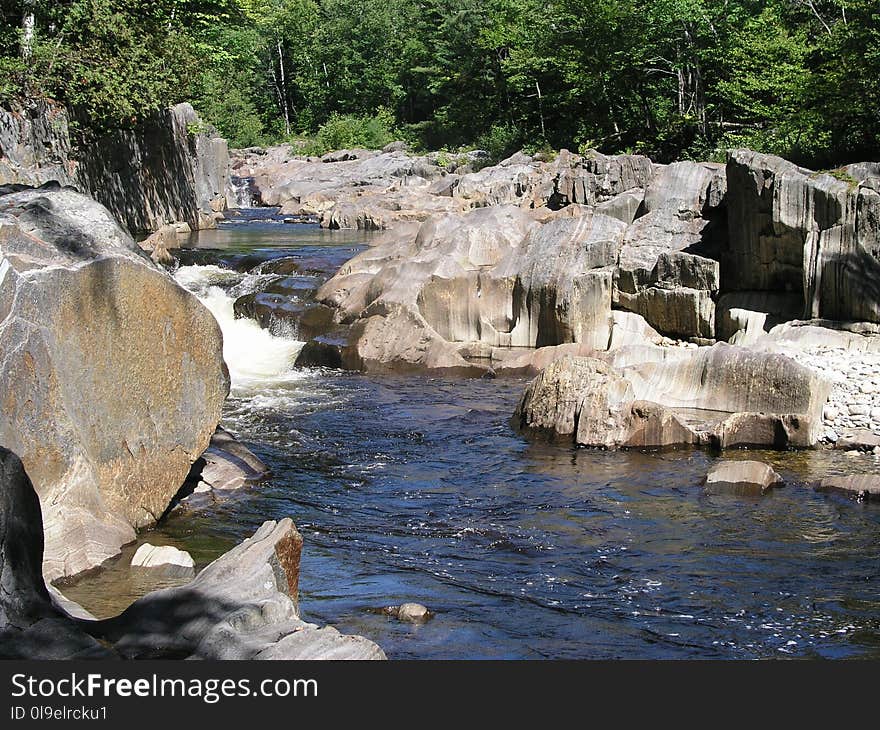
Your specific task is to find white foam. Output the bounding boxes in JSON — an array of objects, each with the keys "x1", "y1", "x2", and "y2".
[{"x1": 175, "y1": 265, "x2": 305, "y2": 392}]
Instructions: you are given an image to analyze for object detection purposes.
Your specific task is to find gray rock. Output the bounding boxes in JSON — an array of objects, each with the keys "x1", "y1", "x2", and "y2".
[
  {"x1": 77, "y1": 103, "x2": 231, "y2": 232},
  {"x1": 704, "y1": 460, "x2": 783, "y2": 496},
  {"x1": 724, "y1": 149, "x2": 880, "y2": 324},
  {"x1": 382, "y1": 140, "x2": 409, "y2": 153},
  {"x1": 0, "y1": 100, "x2": 74, "y2": 187},
  {"x1": 0, "y1": 188, "x2": 229, "y2": 580},
  {"x1": 716, "y1": 291, "x2": 803, "y2": 344},
  {"x1": 614, "y1": 162, "x2": 725, "y2": 339}
]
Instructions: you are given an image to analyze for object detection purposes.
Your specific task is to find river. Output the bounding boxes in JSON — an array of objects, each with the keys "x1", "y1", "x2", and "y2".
[{"x1": 61, "y1": 214, "x2": 880, "y2": 659}]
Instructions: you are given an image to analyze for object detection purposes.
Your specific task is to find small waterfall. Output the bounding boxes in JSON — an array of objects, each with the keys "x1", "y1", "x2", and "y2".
[
  {"x1": 229, "y1": 176, "x2": 256, "y2": 208},
  {"x1": 174, "y1": 264, "x2": 305, "y2": 391}
]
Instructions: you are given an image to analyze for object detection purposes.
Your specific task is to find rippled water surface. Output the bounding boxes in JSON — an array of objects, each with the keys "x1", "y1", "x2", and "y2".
[{"x1": 65, "y1": 217, "x2": 880, "y2": 659}]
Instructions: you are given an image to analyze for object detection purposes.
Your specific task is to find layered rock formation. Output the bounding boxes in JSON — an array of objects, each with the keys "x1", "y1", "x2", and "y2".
[
  {"x1": 236, "y1": 142, "x2": 878, "y2": 450},
  {"x1": 723, "y1": 151, "x2": 880, "y2": 325},
  {"x1": 1, "y1": 100, "x2": 231, "y2": 234},
  {"x1": 513, "y1": 344, "x2": 831, "y2": 450},
  {"x1": 0, "y1": 446, "x2": 384, "y2": 659},
  {"x1": 0, "y1": 186, "x2": 229, "y2": 580}
]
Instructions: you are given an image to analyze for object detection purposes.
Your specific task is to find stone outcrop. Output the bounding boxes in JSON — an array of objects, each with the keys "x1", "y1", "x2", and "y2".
[
  {"x1": 0, "y1": 446, "x2": 384, "y2": 659},
  {"x1": 0, "y1": 100, "x2": 74, "y2": 187},
  {"x1": 0, "y1": 186, "x2": 229, "y2": 580},
  {"x1": 514, "y1": 343, "x2": 831, "y2": 450},
  {"x1": 1, "y1": 101, "x2": 230, "y2": 234},
  {"x1": 723, "y1": 149, "x2": 880, "y2": 327},
  {"x1": 77, "y1": 103, "x2": 230, "y2": 233},
  {"x1": 704, "y1": 460, "x2": 783, "y2": 496}
]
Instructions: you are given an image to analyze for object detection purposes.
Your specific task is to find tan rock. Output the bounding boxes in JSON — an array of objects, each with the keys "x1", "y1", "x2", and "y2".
[
  {"x1": 0, "y1": 188, "x2": 228, "y2": 580},
  {"x1": 704, "y1": 460, "x2": 783, "y2": 496}
]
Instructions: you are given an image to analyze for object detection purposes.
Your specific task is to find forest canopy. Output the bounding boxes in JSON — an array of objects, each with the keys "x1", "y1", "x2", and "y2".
[{"x1": 1, "y1": 0, "x2": 877, "y2": 166}]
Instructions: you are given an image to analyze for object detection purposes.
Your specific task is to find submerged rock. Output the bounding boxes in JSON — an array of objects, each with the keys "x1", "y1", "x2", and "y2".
[
  {"x1": 381, "y1": 603, "x2": 433, "y2": 624},
  {"x1": 704, "y1": 460, "x2": 783, "y2": 496},
  {"x1": 815, "y1": 475, "x2": 880, "y2": 502},
  {"x1": 0, "y1": 187, "x2": 229, "y2": 580},
  {"x1": 130, "y1": 544, "x2": 195, "y2": 577}
]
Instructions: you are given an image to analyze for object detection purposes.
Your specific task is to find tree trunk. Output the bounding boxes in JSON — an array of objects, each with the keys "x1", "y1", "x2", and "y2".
[
  {"x1": 277, "y1": 40, "x2": 291, "y2": 137},
  {"x1": 21, "y1": 0, "x2": 36, "y2": 61}
]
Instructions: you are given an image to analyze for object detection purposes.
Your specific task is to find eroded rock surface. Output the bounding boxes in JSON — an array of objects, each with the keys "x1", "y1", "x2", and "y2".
[
  {"x1": 0, "y1": 187, "x2": 229, "y2": 580},
  {"x1": 514, "y1": 344, "x2": 830, "y2": 450}
]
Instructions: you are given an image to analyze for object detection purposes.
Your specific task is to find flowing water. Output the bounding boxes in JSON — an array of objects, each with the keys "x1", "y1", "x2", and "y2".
[{"x1": 62, "y1": 215, "x2": 880, "y2": 659}]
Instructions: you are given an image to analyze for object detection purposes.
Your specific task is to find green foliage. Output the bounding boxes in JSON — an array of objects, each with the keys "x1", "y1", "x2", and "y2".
[
  {"x1": 302, "y1": 108, "x2": 399, "y2": 155},
  {"x1": 474, "y1": 123, "x2": 524, "y2": 164},
  {"x1": 1, "y1": 0, "x2": 877, "y2": 165}
]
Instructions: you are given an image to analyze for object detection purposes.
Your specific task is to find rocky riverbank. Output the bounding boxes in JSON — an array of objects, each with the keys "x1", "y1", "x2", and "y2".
[
  {"x1": 0, "y1": 183, "x2": 383, "y2": 659},
  {"x1": 1, "y1": 108, "x2": 878, "y2": 661},
  {"x1": 228, "y1": 142, "x2": 880, "y2": 454}
]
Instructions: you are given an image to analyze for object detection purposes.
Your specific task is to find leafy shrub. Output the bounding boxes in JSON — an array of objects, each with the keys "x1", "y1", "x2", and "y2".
[
  {"x1": 303, "y1": 107, "x2": 398, "y2": 155},
  {"x1": 473, "y1": 122, "x2": 523, "y2": 164}
]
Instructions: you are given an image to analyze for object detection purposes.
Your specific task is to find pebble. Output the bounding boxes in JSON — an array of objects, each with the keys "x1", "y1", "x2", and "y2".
[
  {"x1": 396, "y1": 603, "x2": 432, "y2": 623},
  {"x1": 768, "y1": 344, "x2": 880, "y2": 444}
]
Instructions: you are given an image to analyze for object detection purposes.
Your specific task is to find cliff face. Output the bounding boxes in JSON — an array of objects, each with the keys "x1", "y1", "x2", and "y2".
[
  {"x1": 0, "y1": 101, "x2": 230, "y2": 234},
  {"x1": 77, "y1": 103, "x2": 231, "y2": 233},
  {"x1": 0, "y1": 100, "x2": 74, "y2": 187}
]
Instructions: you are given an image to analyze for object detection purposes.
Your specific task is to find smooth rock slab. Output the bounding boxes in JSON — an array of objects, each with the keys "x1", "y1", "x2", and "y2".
[{"x1": 704, "y1": 460, "x2": 783, "y2": 496}]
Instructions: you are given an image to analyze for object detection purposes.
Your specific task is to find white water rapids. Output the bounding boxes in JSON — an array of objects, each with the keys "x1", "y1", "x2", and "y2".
[{"x1": 174, "y1": 264, "x2": 305, "y2": 392}]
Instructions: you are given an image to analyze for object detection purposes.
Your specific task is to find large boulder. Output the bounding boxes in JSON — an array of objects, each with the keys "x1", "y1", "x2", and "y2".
[
  {"x1": 0, "y1": 187, "x2": 229, "y2": 580},
  {"x1": 512, "y1": 356, "x2": 700, "y2": 449},
  {"x1": 724, "y1": 149, "x2": 880, "y2": 324},
  {"x1": 487, "y1": 211, "x2": 624, "y2": 349},
  {"x1": 0, "y1": 447, "x2": 114, "y2": 658},
  {"x1": 514, "y1": 342, "x2": 831, "y2": 449}
]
